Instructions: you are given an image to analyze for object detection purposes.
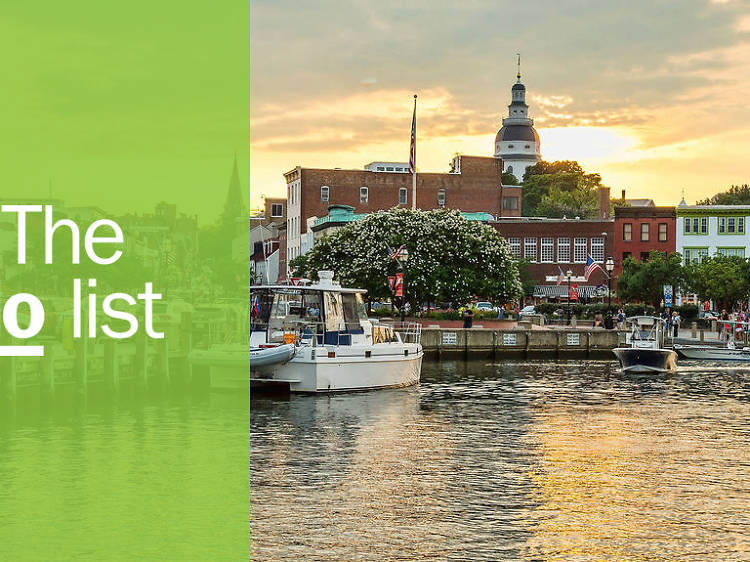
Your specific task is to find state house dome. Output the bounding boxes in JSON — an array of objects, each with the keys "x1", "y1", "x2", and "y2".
[
  {"x1": 495, "y1": 125, "x2": 540, "y2": 144},
  {"x1": 493, "y1": 55, "x2": 542, "y2": 181}
]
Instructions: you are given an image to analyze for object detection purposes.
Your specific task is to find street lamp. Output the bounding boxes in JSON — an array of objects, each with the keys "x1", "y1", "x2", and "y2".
[
  {"x1": 399, "y1": 248, "x2": 409, "y2": 326},
  {"x1": 605, "y1": 256, "x2": 615, "y2": 328},
  {"x1": 566, "y1": 269, "x2": 573, "y2": 325}
]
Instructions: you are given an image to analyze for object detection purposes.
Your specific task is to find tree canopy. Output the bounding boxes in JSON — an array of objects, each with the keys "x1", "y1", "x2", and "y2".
[
  {"x1": 501, "y1": 171, "x2": 519, "y2": 185},
  {"x1": 683, "y1": 255, "x2": 750, "y2": 309},
  {"x1": 520, "y1": 160, "x2": 605, "y2": 217},
  {"x1": 289, "y1": 208, "x2": 523, "y2": 310},
  {"x1": 696, "y1": 184, "x2": 750, "y2": 205},
  {"x1": 616, "y1": 251, "x2": 684, "y2": 308}
]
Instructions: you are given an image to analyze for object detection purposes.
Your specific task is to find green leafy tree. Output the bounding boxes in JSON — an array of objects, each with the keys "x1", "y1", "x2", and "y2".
[
  {"x1": 523, "y1": 160, "x2": 585, "y2": 178},
  {"x1": 520, "y1": 160, "x2": 605, "y2": 216},
  {"x1": 683, "y1": 255, "x2": 750, "y2": 309},
  {"x1": 697, "y1": 184, "x2": 750, "y2": 205},
  {"x1": 536, "y1": 180, "x2": 599, "y2": 219},
  {"x1": 501, "y1": 171, "x2": 519, "y2": 185},
  {"x1": 296, "y1": 208, "x2": 523, "y2": 312},
  {"x1": 617, "y1": 251, "x2": 684, "y2": 308}
]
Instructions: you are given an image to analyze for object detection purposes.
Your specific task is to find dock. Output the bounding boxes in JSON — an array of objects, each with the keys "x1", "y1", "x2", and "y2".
[{"x1": 405, "y1": 327, "x2": 620, "y2": 359}]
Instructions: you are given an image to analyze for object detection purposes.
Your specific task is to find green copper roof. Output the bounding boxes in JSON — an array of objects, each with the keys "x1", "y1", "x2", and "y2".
[{"x1": 314, "y1": 208, "x2": 494, "y2": 228}]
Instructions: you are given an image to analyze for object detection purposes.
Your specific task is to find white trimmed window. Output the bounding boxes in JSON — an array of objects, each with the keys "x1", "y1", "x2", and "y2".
[
  {"x1": 360, "y1": 186, "x2": 368, "y2": 203},
  {"x1": 399, "y1": 187, "x2": 407, "y2": 205},
  {"x1": 591, "y1": 237, "x2": 604, "y2": 263},
  {"x1": 719, "y1": 217, "x2": 726, "y2": 233},
  {"x1": 437, "y1": 189, "x2": 446, "y2": 207},
  {"x1": 700, "y1": 217, "x2": 708, "y2": 233},
  {"x1": 524, "y1": 237, "x2": 537, "y2": 262},
  {"x1": 574, "y1": 237, "x2": 587, "y2": 263},
  {"x1": 684, "y1": 247, "x2": 709, "y2": 265},
  {"x1": 508, "y1": 237, "x2": 521, "y2": 257},
  {"x1": 740, "y1": 217, "x2": 745, "y2": 233},
  {"x1": 321, "y1": 185, "x2": 329, "y2": 202},
  {"x1": 717, "y1": 247, "x2": 745, "y2": 258},
  {"x1": 728, "y1": 217, "x2": 736, "y2": 233},
  {"x1": 540, "y1": 237, "x2": 554, "y2": 262},
  {"x1": 557, "y1": 237, "x2": 570, "y2": 263}
]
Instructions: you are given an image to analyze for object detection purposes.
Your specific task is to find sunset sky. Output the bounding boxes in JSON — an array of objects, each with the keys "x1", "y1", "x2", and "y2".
[{"x1": 250, "y1": 0, "x2": 750, "y2": 210}]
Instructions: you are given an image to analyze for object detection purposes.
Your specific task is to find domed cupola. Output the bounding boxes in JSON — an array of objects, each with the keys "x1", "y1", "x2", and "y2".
[{"x1": 494, "y1": 54, "x2": 541, "y2": 182}]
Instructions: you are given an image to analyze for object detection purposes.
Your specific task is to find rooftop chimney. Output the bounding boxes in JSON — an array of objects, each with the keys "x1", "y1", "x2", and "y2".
[
  {"x1": 621, "y1": 189, "x2": 626, "y2": 200},
  {"x1": 598, "y1": 186, "x2": 611, "y2": 219}
]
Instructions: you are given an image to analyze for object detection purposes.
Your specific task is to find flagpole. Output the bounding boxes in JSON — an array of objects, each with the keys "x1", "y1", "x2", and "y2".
[{"x1": 411, "y1": 94, "x2": 417, "y2": 210}]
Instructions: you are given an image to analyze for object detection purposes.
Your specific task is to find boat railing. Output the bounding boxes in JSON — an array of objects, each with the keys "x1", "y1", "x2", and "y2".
[{"x1": 400, "y1": 322, "x2": 422, "y2": 344}]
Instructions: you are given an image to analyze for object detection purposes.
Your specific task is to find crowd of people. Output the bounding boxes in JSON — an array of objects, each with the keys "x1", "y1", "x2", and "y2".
[{"x1": 716, "y1": 308, "x2": 750, "y2": 342}]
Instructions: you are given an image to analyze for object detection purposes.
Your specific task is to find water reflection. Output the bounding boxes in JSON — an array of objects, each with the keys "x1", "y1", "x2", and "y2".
[{"x1": 251, "y1": 359, "x2": 750, "y2": 560}]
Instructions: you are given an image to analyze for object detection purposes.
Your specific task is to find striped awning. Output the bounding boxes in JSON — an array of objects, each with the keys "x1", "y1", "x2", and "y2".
[{"x1": 532, "y1": 285, "x2": 606, "y2": 298}]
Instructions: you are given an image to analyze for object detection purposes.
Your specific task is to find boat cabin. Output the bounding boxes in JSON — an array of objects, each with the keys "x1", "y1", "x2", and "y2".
[
  {"x1": 250, "y1": 271, "x2": 392, "y2": 347},
  {"x1": 624, "y1": 316, "x2": 665, "y2": 348}
]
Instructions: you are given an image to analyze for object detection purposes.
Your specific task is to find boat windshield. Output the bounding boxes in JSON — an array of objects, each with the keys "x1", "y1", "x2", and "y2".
[
  {"x1": 341, "y1": 293, "x2": 367, "y2": 331},
  {"x1": 250, "y1": 289, "x2": 326, "y2": 342}
]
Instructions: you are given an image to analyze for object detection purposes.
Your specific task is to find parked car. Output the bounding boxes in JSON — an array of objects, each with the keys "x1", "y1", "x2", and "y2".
[
  {"x1": 474, "y1": 301, "x2": 497, "y2": 312},
  {"x1": 699, "y1": 310, "x2": 719, "y2": 320},
  {"x1": 519, "y1": 305, "x2": 535, "y2": 316}
]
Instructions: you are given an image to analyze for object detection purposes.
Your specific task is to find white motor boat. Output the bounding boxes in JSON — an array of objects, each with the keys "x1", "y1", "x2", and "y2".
[
  {"x1": 242, "y1": 271, "x2": 422, "y2": 393},
  {"x1": 612, "y1": 316, "x2": 677, "y2": 373},
  {"x1": 674, "y1": 341, "x2": 750, "y2": 361}
]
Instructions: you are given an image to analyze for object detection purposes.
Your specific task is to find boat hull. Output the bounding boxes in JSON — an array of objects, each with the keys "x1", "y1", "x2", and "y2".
[
  {"x1": 674, "y1": 345, "x2": 750, "y2": 361},
  {"x1": 250, "y1": 344, "x2": 423, "y2": 393},
  {"x1": 612, "y1": 347, "x2": 678, "y2": 373}
]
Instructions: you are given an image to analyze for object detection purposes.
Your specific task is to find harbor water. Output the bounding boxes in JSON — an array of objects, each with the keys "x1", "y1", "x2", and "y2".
[{"x1": 251, "y1": 359, "x2": 750, "y2": 560}]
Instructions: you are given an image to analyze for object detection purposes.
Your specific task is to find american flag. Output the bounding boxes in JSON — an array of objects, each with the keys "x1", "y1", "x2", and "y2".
[
  {"x1": 584, "y1": 255, "x2": 603, "y2": 281},
  {"x1": 388, "y1": 244, "x2": 407, "y2": 261},
  {"x1": 556, "y1": 266, "x2": 564, "y2": 286},
  {"x1": 409, "y1": 95, "x2": 417, "y2": 174}
]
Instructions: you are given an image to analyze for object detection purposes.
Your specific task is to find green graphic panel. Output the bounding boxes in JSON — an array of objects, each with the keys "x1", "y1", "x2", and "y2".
[{"x1": 0, "y1": 2, "x2": 250, "y2": 560}]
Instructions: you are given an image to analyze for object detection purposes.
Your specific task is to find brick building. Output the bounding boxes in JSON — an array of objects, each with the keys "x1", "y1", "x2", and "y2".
[
  {"x1": 283, "y1": 155, "x2": 521, "y2": 262},
  {"x1": 613, "y1": 206, "x2": 676, "y2": 275},
  {"x1": 491, "y1": 192, "x2": 616, "y2": 300},
  {"x1": 249, "y1": 196, "x2": 286, "y2": 228}
]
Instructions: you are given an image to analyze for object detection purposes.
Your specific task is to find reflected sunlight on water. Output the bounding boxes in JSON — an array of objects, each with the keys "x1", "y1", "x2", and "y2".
[{"x1": 251, "y1": 360, "x2": 750, "y2": 560}]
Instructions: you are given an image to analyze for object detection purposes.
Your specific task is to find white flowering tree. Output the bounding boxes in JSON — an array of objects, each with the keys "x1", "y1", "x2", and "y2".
[{"x1": 291, "y1": 208, "x2": 523, "y2": 310}]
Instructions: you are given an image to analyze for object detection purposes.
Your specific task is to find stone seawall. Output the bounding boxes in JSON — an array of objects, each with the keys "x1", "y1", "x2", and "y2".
[{"x1": 401, "y1": 328, "x2": 621, "y2": 359}]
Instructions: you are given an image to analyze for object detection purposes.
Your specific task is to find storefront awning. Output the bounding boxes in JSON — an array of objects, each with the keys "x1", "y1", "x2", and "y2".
[{"x1": 532, "y1": 285, "x2": 606, "y2": 298}]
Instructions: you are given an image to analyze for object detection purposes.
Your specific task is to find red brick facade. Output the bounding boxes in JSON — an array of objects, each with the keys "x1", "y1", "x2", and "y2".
[
  {"x1": 613, "y1": 206, "x2": 676, "y2": 275},
  {"x1": 491, "y1": 218, "x2": 615, "y2": 287},
  {"x1": 285, "y1": 155, "x2": 520, "y2": 237}
]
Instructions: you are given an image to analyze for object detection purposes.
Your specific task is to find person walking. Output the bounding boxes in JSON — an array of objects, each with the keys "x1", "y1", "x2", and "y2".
[
  {"x1": 720, "y1": 309, "x2": 729, "y2": 341},
  {"x1": 617, "y1": 309, "x2": 626, "y2": 330},
  {"x1": 462, "y1": 306, "x2": 474, "y2": 329}
]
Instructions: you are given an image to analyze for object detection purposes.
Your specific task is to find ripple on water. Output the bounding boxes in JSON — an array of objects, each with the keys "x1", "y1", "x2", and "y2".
[{"x1": 251, "y1": 359, "x2": 750, "y2": 560}]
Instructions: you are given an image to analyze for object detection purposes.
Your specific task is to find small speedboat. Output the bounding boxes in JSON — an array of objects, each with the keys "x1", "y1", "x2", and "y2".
[
  {"x1": 613, "y1": 316, "x2": 677, "y2": 373},
  {"x1": 674, "y1": 340, "x2": 750, "y2": 361}
]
